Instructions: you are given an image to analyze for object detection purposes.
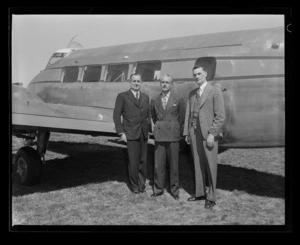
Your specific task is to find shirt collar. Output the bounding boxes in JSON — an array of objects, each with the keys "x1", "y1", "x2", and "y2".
[
  {"x1": 199, "y1": 81, "x2": 208, "y2": 91},
  {"x1": 161, "y1": 91, "x2": 171, "y2": 98},
  {"x1": 131, "y1": 89, "x2": 140, "y2": 96}
]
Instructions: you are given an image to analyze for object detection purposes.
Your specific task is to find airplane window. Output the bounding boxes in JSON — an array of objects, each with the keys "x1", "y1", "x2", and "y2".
[
  {"x1": 83, "y1": 66, "x2": 102, "y2": 82},
  {"x1": 106, "y1": 64, "x2": 129, "y2": 82},
  {"x1": 136, "y1": 61, "x2": 161, "y2": 82},
  {"x1": 62, "y1": 66, "x2": 79, "y2": 83}
]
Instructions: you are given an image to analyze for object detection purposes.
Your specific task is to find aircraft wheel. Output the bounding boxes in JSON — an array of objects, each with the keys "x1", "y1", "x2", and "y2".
[{"x1": 13, "y1": 146, "x2": 42, "y2": 185}]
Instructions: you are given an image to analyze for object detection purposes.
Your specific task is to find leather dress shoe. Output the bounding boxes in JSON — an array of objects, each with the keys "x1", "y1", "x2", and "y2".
[
  {"x1": 151, "y1": 192, "x2": 163, "y2": 197},
  {"x1": 187, "y1": 196, "x2": 206, "y2": 202},
  {"x1": 139, "y1": 189, "x2": 146, "y2": 193},
  {"x1": 205, "y1": 200, "x2": 216, "y2": 209},
  {"x1": 132, "y1": 190, "x2": 140, "y2": 194},
  {"x1": 172, "y1": 194, "x2": 180, "y2": 200}
]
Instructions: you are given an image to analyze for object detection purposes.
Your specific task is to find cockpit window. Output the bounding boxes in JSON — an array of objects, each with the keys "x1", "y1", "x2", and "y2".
[
  {"x1": 136, "y1": 61, "x2": 161, "y2": 82},
  {"x1": 62, "y1": 66, "x2": 79, "y2": 83},
  {"x1": 83, "y1": 65, "x2": 102, "y2": 82},
  {"x1": 106, "y1": 64, "x2": 129, "y2": 82},
  {"x1": 47, "y1": 52, "x2": 67, "y2": 66}
]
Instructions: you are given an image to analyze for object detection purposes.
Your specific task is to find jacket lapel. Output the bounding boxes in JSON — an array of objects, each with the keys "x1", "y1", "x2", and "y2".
[
  {"x1": 140, "y1": 92, "x2": 148, "y2": 108},
  {"x1": 199, "y1": 84, "x2": 213, "y2": 108},
  {"x1": 155, "y1": 94, "x2": 164, "y2": 114},
  {"x1": 127, "y1": 90, "x2": 140, "y2": 108}
]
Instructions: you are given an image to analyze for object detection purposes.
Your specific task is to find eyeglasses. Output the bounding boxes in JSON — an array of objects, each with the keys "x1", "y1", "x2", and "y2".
[{"x1": 132, "y1": 80, "x2": 141, "y2": 83}]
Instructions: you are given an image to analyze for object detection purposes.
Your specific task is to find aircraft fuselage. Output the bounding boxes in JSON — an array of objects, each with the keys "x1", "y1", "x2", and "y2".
[{"x1": 27, "y1": 27, "x2": 285, "y2": 148}]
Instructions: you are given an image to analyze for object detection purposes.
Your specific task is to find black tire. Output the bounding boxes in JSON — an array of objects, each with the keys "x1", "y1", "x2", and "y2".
[{"x1": 13, "y1": 146, "x2": 42, "y2": 186}]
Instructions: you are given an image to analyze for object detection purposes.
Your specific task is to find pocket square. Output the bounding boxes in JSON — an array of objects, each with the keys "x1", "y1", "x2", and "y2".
[{"x1": 173, "y1": 104, "x2": 177, "y2": 106}]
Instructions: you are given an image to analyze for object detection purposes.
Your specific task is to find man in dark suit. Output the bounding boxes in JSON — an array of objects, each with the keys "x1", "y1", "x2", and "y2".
[
  {"x1": 183, "y1": 62, "x2": 225, "y2": 209},
  {"x1": 150, "y1": 74, "x2": 186, "y2": 200},
  {"x1": 113, "y1": 73, "x2": 151, "y2": 194}
]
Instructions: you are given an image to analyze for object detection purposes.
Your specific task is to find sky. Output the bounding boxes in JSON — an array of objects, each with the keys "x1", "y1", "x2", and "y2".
[{"x1": 12, "y1": 15, "x2": 284, "y2": 87}]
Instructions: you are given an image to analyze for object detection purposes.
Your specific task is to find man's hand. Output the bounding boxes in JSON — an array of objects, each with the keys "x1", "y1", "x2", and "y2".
[
  {"x1": 120, "y1": 133, "x2": 127, "y2": 143},
  {"x1": 206, "y1": 134, "x2": 214, "y2": 148},
  {"x1": 185, "y1": 135, "x2": 190, "y2": 145}
]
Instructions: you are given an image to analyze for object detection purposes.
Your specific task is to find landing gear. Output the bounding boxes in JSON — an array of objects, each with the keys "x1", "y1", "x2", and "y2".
[
  {"x1": 12, "y1": 129, "x2": 50, "y2": 186},
  {"x1": 13, "y1": 146, "x2": 42, "y2": 185}
]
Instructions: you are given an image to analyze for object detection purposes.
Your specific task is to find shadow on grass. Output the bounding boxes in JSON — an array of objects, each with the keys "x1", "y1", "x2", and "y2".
[
  {"x1": 11, "y1": 141, "x2": 284, "y2": 199},
  {"x1": 179, "y1": 151, "x2": 285, "y2": 199}
]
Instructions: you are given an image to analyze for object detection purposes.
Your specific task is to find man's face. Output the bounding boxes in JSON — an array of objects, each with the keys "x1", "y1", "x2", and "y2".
[
  {"x1": 160, "y1": 76, "x2": 172, "y2": 93},
  {"x1": 130, "y1": 75, "x2": 142, "y2": 91},
  {"x1": 193, "y1": 67, "x2": 207, "y2": 87}
]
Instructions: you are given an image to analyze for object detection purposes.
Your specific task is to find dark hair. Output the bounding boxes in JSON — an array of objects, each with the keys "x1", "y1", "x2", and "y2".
[
  {"x1": 194, "y1": 57, "x2": 216, "y2": 81},
  {"x1": 130, "y1": 73, "x2": 142, "y2": 80},
  {"x1": 193, "y1": 66, "x2": 207, "y2": 72}
]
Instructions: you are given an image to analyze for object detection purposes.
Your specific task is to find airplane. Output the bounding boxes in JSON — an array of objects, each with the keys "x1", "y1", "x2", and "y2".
[{"x1": 11, "y1": 26, "x2": 285, "y2": 186}]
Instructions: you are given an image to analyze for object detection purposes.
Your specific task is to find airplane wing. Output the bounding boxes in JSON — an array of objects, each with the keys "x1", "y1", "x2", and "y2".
[
  {"x1": 12, "y1": 84, "x2": 116, "y2": 136},
  {"x1": 11, "y1": 84, "x2": 121, "y2": 186}
]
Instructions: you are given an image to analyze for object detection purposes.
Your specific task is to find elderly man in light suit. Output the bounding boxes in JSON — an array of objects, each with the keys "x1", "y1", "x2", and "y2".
[
  {"x1": 183, "y1": 62, "x2": 225, "y2": 209},
  {"x1": 150, "y1": 74, "x2": 186, "y2": 200}
]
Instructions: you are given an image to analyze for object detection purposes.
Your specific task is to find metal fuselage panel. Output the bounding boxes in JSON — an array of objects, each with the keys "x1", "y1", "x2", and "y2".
[{"x1": 27, "y1": 27, "x2": 285, "y2": 148}]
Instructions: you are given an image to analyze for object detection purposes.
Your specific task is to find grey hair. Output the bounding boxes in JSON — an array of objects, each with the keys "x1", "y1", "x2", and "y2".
[{"x1": 161, "y1": 73, "x2": 173, "y2": 82}]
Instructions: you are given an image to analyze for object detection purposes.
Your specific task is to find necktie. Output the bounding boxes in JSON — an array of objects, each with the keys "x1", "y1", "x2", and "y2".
[
  {"x1": 162, "y1": 95, "x2": 167, "y2": 109},
  {"x1": 135, "y1": 92, "x2": 140, "y2": 105},
  {"x1": 197, "y1": 88, "x2": 201, "y2": 98}
]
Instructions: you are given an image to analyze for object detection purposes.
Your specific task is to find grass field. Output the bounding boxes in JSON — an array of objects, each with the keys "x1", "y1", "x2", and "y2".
[{"x1": 11, "y1": 133, "x2": 285, "y2": 226}]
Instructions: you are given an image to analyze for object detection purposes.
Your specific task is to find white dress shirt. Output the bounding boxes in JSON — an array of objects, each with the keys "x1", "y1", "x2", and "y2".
[
  {"x1": 198, "y1": 81, "x2": 208, "y2": 97},
  {"x1": 131, "y1": 89, "x2": 140, "y2": 99}
]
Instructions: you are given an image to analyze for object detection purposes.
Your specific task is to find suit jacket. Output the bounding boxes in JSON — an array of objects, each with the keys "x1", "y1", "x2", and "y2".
[
  {"x1": 183, "y1": 83, "x2": 225, "y2": 139},
  {"x1": 113, "y1": 90, "x2": 151, "y2": 140},
  {"x1": 151, "y1": 92, "x2": 186, "y2": 142}
]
